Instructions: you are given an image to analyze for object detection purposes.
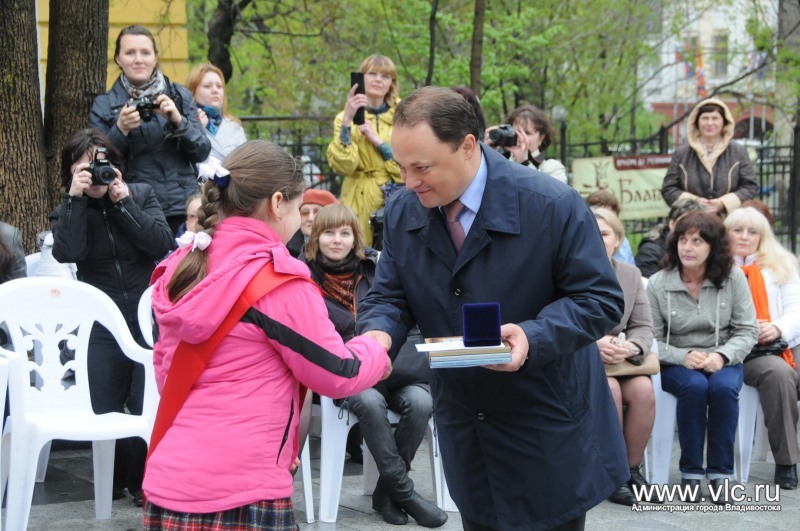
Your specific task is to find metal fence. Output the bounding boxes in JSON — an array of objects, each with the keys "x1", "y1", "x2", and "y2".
[{"x1": 240, "y1": 116, "x2": 798, "y2": 253}]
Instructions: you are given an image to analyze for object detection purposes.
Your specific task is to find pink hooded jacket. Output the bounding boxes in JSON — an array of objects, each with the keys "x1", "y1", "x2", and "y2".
[{"x1": 142, "y1": 216, "x2": 389, "y2": 513}]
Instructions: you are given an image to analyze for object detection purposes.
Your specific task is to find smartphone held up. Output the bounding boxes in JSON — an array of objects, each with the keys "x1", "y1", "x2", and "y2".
[{"x1": 350, "y1": 72, "x2": 366, "y2": 125}]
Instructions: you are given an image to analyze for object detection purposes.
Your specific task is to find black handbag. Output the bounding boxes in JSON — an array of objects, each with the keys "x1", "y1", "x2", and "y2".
[{"x1": 744, "y1": 338, "x2": 790, "y2": 363}]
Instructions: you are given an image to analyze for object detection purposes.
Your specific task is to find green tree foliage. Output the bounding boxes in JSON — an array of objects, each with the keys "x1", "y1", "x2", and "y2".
[{"x1": 187, "y1": 0, "x2": 779, "y2": 144}]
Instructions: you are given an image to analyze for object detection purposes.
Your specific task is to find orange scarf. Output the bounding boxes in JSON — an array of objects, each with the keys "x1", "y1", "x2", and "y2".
[{"x1": 741, "y1": 264, "x2": 795, "y2": 368}]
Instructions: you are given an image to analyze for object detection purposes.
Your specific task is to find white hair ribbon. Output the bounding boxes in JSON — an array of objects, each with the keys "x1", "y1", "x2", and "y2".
[
  {"x1": 175, "y1": 231, "x2": 212, "y2": 252},
  {"x1": 196, "y1": 157, "x2": 230, "y2": 188}
]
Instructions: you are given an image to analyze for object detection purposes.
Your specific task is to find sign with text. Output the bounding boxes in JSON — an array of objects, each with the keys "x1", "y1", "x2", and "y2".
[{"x1": 572, "y1": 155, "x2": 671, "y2": 219}]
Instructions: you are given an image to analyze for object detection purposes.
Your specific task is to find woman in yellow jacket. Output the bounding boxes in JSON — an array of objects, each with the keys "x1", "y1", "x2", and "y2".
[{"x1": 327, "y1": 55, "x2": 402, "y2": 246}]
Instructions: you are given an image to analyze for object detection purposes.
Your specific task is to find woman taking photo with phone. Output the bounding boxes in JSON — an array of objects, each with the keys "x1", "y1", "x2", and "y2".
[
  {"x1": 327, "y1": 55, "x2": 403, "y2": 247},
  {"x1": 89, "y1": 25, "x2": 211, "y2": 234}
]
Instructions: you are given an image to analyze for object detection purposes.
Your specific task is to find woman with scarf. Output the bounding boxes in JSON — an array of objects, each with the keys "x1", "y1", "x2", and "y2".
[
  {"x1": 89, "y1": 25, "x2": 211, "y2": 234},
  {"x1": 327, "y1": 55, "x2": 403, "y2": 247},
  {"x1": 186, "y1": 63, "x2": 247, "y2": 163},
  {"x1": 304, "y1": 204, "x2": 445, "y2": 527},
  {"x1": 725, "y1": 207, "x2": 800, "y2": 490}
]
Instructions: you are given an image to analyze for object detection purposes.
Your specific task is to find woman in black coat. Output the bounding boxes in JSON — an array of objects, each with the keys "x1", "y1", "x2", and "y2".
[
  {"x1": 51, "y1": 128, "x2": 174, "y2": 506},
  {"x1": 89, "y1": 25, "x2": 210, "y2": 233}
]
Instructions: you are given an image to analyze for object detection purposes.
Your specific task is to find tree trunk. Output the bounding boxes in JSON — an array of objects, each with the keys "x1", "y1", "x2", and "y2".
[
  {"x1": 0, "y1": 0, "x2": 49, "y2": 252},
  {"x1": 425, "y1": 0, "x2": 439, "y2": 86},
  {"x1": 208, "y1": 0, "x2": 253, "y2": 81},
  {"x1": 470, "y1": 0, "x2": 486, "y2": 95},
  {"x1": 44, "y1": 0, "x2": 109, "y2": 209}
]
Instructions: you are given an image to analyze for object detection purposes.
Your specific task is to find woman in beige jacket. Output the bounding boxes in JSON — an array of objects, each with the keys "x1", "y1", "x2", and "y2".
[
  {"x1": 592, "y1": 208, "x2": 659, "y2": 506},
  {"x1": 661, "y1": 98, "x2": 757, "y2": 216}
]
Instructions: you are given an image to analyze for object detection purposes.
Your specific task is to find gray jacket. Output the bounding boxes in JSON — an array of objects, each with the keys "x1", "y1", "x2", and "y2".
[
  {"x1": 0, "y1": 221, "x2": 27, "y2": 280},
  {"x1": 89, "y1": 76, "x2": 211, "y2": 217},
  {"x1": 646, "y1": 266, "x2": 758, "y2": 365}
]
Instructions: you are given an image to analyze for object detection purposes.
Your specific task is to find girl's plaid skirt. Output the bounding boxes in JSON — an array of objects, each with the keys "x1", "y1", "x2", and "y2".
[{"x1": 144, "y1": 498, "x2": 299, "y2": 531}]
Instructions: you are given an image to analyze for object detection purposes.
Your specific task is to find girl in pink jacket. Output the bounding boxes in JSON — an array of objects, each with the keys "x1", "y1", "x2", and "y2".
[{"x1": 143, "y1": 140, "x2": 391, "y2": 530}]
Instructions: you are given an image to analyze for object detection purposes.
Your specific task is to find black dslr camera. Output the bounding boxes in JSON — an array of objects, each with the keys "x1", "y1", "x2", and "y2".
[
  {"x1": 131, "y1": 96, "x2": 159, "y2": 122},
  {"x1": 88, "y1": 147, "x2": 116, "y2": 186},
  {"x1": 487, "y1": 124, "x2": 517, "y2": 148}
]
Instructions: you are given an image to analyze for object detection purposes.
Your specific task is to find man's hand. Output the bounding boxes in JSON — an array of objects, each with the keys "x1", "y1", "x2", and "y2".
[
  {"x1": 362, "y1": 330, "x2": 392, "y2": 352},
  {"x1": 362, "y1": 330, "x2": 393, "y2": 380},
  {"x1": 485, "y1": 323, "x2": 529, "y2": 372}
]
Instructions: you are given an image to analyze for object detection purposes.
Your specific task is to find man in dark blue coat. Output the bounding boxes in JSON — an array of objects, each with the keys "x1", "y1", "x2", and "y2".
[{"x1": 357, "y1": 87, "x2": 629, "y2": 531}]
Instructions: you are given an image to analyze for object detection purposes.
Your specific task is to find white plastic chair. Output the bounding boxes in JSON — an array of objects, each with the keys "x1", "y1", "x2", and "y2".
[
  {"x1": 0, "y1": 277, "x2": 158, "y2": 529},
  {"x1": 649, "y1": 372, "x2": 758, "y2": 485},
  {"x1": 742, "y1": 395, "x2": 800, "y2": 475},
  {"x1": 24, "y1": 253, "x2": 40, "y2": 277},
  {"x1": 138, "y1": 286, "x2": 154, "y2": 347},
  {"x1": 314, "y1": 396, "x2": 453, "y2": 523}
]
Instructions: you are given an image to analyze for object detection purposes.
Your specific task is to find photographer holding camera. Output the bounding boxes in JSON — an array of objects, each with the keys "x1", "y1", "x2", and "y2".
[
  {"x1": 89, "y1": 25, "x2": 210, "y2": 234},
  {"x1": 51, "y1": 128, "x2": 174, "y2": 507},
  {"x1": 485, "y1": 104, "x2": 568, "y2": 184}
]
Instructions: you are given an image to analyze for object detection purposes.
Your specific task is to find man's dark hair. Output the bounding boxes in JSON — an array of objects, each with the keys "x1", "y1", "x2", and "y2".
[
  {"x1": 394, "y1": 86, "x2": 480, "y2": 151},
  {"x1": 663, "y1": 211, "x2": 732, "y2": 289}
]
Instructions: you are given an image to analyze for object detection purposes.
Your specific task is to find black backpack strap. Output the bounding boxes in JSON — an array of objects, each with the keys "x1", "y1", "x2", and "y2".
[{"x1": 162, "y1": 75, "x2": 184, "y2": 116}]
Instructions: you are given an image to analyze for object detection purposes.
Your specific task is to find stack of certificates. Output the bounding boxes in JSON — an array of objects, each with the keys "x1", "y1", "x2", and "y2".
[{"x1": 416, "y1": 337, "x2": 512, "y2": 368}]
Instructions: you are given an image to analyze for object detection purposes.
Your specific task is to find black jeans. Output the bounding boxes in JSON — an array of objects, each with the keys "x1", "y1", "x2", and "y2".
[
  {"x1": 88, "y1": 323, "x2": 147, "y2": 492},
  {"x1": 346, "y1": 384, "x2": 432, "y2": 490}
]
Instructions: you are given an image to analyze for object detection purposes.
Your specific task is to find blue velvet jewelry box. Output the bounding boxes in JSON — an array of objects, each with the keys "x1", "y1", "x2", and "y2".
[{"x1": 462, "y1": 302, "x2": 502, "y2": 347}]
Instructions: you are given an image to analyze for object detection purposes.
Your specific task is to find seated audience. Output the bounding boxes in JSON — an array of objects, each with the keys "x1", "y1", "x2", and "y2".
[
  {"x1": 725, "y1": 207, "x2": 800, "y2": 490},
  {"x1": 592, "y1": 207, "x2": 660, "y2": 505},
  {"x1": 635, "y1": 198, "x2": 706, "y2": 278},
  {"x1": 647, "y1": 211, "x2": 758, "y2": 504},
  {"x1": 286, "y1": 188, "x2": 339, "y2": 258},
  {"x1": 585, "y1": 189, "x2": 634, "y2": 265},
  {"x1": 304, "y1": 204, "x2": 446, "y2": 528}
]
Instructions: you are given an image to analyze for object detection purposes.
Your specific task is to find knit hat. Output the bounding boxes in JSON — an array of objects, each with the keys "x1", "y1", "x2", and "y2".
[{"x1": 302, "y1": 189, "x2": 339, "y2": 207}]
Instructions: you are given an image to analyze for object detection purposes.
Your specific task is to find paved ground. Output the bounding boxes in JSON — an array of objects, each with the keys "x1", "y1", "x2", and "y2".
[{"x1": 7, "y1": 435, "x2": 800, "y2": 530}]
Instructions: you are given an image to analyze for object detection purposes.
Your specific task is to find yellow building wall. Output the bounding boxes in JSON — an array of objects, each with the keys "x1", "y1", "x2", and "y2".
[{"x1": 37, "y1": 0, "x2": 189, "y2": 90}]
